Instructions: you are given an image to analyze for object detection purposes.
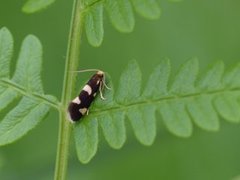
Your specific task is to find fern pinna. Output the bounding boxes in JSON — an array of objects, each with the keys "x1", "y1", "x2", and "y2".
[
  {"x1": 74, "y1": 59, "x2": 240, "y2": 163},
  {"x1": 0, "y1": 27, "x2": 240, "y2": 164},
  {"x1": 0, "y1": 27, "x2": 58, "y2": 146}
]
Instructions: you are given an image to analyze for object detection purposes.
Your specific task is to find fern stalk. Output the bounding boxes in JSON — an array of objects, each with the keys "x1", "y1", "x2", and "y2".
[{"x1": 54, "y1": 0, "x2": 84, "y2": 179}]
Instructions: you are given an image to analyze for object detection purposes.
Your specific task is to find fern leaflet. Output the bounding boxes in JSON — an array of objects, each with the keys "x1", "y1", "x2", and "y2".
[{"x1": 22, "y1": 0, "x2": 56, "y2": 13}]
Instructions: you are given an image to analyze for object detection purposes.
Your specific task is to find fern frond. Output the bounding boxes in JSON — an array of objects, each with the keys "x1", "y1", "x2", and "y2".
[
  {"x1": 0, "y1": 27, "x2": 59, "y2": 146},
  {"x1": 74, "y1": 58, "x2": 240, "y2": 163}
]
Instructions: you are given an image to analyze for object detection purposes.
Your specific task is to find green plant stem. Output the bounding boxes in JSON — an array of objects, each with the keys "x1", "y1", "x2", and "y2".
[{"x1": 54, "y1": 0, "x2": 84, "y2": 179}]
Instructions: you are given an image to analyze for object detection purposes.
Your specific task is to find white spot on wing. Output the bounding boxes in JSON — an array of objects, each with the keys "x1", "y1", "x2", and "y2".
[
  {"x1": 79, "y1": 108, "x2": 88, "y2": 115},
  {"x1": 83, "y1": 84, "x2": 92, "y2": 95},
  {"x1": 72, "y1": 97, "x2": 81, "y2": 104}
]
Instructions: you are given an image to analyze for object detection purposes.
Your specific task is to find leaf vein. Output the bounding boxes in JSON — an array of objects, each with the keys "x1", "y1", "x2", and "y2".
[{"x1": 0, "y1": 78, "x2": 60, "y2": 109}]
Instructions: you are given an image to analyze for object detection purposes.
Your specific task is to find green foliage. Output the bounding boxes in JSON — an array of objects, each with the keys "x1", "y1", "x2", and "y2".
[
  {"x1": 20, "y1": 0, "x2": 159, "y2": 46},
  {"x1": 131, "y1": 0, "x2": 161, "y2": 20},
  {"x1": 83, "y1": 0, "x2": 161, "y2": 46},
  {"x1": 22, "y1": 0, "x2": 55, "y2": 13},
  {"x1": 21, "y1": 0, "x2": 176, "y2": 47},
  {"x1": 74, "y1": 58, "x2": 240, "y2": 163},
  {"x1": 168, "y1": 0, "x2": 182, "y2": 2},
  {"x1": 84, "y1": 2, "x2": 104, "y2": 47},
  {"x1": 104, "y1": 0, "x2": 135, "y2": 33},
  {"x1": 0, "y1": 27, "x2": 58, "y2": 146},
  {"x1": 74, "y1": 118, "x2": 98, "y2": 163}
]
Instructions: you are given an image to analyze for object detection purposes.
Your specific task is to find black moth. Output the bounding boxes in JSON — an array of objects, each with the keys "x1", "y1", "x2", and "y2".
[{"x1": 68, "y1": 70, "x2": 109, "y2": 123}]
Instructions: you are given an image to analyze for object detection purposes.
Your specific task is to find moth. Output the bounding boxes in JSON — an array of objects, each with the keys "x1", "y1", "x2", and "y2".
[{"x1": 67, "y1": 70, "x2": 110, "y2": 123}]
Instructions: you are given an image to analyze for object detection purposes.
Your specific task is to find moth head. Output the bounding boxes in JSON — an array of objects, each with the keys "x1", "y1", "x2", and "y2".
[{"x1": 96, "y1": 70, "x2": 104, "y2": 77}]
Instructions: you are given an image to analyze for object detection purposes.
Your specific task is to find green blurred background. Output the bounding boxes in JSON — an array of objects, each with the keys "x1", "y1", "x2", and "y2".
[{"x1": 1, "y1": 0, "x2": 240, "y2": 179}]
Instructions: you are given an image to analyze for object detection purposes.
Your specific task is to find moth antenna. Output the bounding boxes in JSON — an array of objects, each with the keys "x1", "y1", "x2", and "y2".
[{"x1": 69, "y1": 69, "x2": 102, "y2": 73}]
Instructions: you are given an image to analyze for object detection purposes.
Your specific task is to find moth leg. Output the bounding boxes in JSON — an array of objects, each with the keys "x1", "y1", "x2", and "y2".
[
  {"x1": 99, "y1": 82, "x2": 106, "y2": 100},
  {"x1": 103, "y1": 75, "x2": 111, "y2": 90}
]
